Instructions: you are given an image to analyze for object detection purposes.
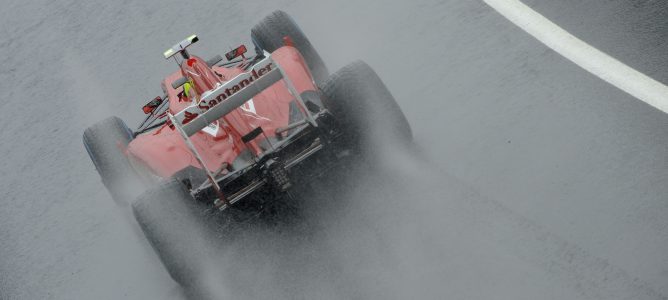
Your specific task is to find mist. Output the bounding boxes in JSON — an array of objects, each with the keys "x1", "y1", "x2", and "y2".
[{"x1": 1, "y1": 0, "x2": 667, "y2": 299}]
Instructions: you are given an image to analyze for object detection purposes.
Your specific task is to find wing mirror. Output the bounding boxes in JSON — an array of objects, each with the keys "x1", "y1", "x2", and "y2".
[
  {"x1": 143, "y1": 96, "x2": 163, "y2": 114},
  {"x1": 225, "y1": 44, "x2": 248, "y2": 61}
]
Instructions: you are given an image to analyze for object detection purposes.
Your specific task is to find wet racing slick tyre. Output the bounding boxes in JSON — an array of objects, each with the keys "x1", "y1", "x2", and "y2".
[
  {"x1": 251, "y1": 10, "x2": 328, "y2": 85},
  {"x1": 131, "y1": 179, "x2": 217, "y2": 294},
  {"x1": 83, "y1": 116, "x2": 143, "y2": 205},
  {"x1": 321, "y1": 60, "x2": 412, "y2": 155}
]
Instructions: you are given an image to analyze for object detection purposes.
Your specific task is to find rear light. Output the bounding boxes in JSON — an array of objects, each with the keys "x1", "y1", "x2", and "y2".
[{"x1": 283, "y1": 36, "x2": 294, "y2": 47}]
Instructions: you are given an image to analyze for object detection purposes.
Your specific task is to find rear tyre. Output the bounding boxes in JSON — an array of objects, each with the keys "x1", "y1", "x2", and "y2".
[
  {"x1": 321, "y1": 60, "x2": 412, "y2": 154},
  {"x1": 83, "y1": 116, "x2": 142, "y2": 205},
  {"x1": 251, "y1": 10, "x2": 328, "y2": 85},
  {"x1": 131, "y1": 179, "x2": 216, "y2": 290}
]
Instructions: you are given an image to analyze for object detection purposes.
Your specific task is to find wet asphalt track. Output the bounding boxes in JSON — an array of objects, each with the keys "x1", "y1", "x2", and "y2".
[{"x1": 1, "y1": 0, "x2": 667, "y2": 299}]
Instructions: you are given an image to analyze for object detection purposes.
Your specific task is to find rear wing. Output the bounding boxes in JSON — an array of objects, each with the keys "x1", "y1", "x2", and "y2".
[
  {"x1": 169, "y1": 52, "x2": 315, "y2": 136},
  {"x1": 166, "y1": 51, "x2": 316, "y2": 208}
]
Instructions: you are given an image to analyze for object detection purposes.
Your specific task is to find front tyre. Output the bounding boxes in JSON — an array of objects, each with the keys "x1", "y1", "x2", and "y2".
[
  {"x1": 251, "y1": 10, "x2": 328, "y2": 85},
  {"x1": 83, "y1": 116, "x2": 143, "y2": 205}
]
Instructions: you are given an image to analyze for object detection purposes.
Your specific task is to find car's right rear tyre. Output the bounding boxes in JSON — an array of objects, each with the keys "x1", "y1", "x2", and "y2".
[
  {"x1": 321, "y1": 60, "x2": 412, "y2": 155},
  {"x1": 131, "y1": 179, "x2": 216, "y2": 290}
]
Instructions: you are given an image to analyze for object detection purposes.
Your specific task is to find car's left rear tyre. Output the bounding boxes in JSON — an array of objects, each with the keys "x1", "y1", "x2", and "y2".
[
  {"x1": 83, "y1": 116, "x2": 143, "y2": 205},
  {"x1": 132, "y1": 179, "x2": 219, "y2": 296}
]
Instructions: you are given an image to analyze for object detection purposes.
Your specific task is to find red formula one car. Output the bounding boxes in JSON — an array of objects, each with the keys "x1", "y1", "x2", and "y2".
[{"x1": 83, "y1": 11, "x2": 411, "y2": 290}]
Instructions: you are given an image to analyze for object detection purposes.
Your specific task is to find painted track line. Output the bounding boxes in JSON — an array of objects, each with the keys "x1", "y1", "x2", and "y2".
[{"x1": 484, "y1": 0, "x2": 668, "y2": 115}]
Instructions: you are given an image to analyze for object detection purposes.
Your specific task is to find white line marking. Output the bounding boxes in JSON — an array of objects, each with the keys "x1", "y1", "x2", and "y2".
[{"x1": 484, "y1": 0, "x2": 668, "y2": 114}]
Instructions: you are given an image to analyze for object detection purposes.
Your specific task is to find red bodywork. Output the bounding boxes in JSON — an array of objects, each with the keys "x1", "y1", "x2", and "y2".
[{"x1": 127, "y1": 46, "x2": 316, "y2": 178}]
